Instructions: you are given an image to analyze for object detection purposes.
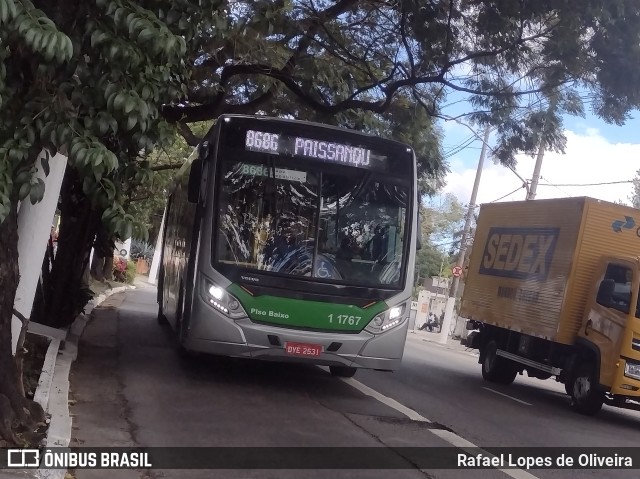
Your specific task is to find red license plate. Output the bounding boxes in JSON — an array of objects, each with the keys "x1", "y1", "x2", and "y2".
[{"x1": 284, "y1": 342, "x2": 322, "y2": 357}]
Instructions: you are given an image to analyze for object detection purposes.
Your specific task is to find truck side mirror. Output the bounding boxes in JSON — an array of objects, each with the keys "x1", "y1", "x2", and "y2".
[{"x1": 187, "y1": 158, "x2": 203, "y2": 204}]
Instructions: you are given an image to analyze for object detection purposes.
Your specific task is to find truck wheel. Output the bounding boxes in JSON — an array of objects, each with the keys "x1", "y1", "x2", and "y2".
[
  {"x1": 330, "y1": 366, "x2": 357, "y2": 378},
  {"x1": 482, "y1": 340, "x2": 517, "y2": 385},
  {"x1": 570, "y1": 363, "x2": 604, "y2": 415}
]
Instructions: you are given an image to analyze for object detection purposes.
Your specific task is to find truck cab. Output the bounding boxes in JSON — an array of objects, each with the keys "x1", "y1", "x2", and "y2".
[{"x1": 573, "y1": 255, "x2": 640, "y2": 412}]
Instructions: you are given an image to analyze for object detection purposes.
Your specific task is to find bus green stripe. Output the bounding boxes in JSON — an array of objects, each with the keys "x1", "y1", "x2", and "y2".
[{"x1": 227, "y1": 284, "x2": 388, "y2": 332}]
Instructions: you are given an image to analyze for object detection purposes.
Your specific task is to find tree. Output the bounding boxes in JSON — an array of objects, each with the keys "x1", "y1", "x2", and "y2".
[
  {"x1": 0, "y1": 0, "x2": 215, "y2": 445},
  {"x1": 122, "y1": 120, "x2": 214, "y2": 238},
  {"x1": 413, "y1": 194, "x2": 465, "y2": 288},
  {"x1": 162, "y1": 0, "x2": 640, "y2": 171},
  {"x1": 3, "y1": 0, "x2": 640, "y2": 446}
]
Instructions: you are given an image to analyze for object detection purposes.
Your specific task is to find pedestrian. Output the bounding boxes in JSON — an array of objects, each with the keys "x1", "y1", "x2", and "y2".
[{"x1": 418, "y1": 312, "x2": 436, "y2": 331}]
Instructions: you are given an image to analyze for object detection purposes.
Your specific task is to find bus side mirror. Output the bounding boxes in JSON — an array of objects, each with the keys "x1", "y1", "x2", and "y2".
[
  {"x1": 188, "y1": 158, "x2": 203, "y2": 204},
  {"x1": 198, "y1": 141, "x2": 210, "y2": 161}
]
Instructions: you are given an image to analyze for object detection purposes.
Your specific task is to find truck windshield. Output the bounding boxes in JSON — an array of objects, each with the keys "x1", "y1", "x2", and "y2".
[{"x1": 214, "y1": 159, "x2": 409, "y2": 288}]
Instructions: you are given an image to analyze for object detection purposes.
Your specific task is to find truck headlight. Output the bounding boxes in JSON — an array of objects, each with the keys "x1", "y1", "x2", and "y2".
[
  {"x1": 624, "y1": 360, "x2": 640, "y2": 381},
  {"x1": 205, "y1": 282, "x2": 246, "y2": 319},
  {"x1": 365, "y1": 304, "x2": 407, "y2": 334}
]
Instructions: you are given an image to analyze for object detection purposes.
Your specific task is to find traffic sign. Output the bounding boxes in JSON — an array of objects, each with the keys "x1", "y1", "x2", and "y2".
[{"x1": 452, "y1": 266, "x2": 463, "y2": 277}]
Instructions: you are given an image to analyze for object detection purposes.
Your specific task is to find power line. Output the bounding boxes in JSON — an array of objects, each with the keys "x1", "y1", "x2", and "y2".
[
  {"x1": 540, "y1": 178, "x2": 572, "y2": 197},
  {"x1": 491, "y1": 187, "x2": 525, "y2": 203},
  {"x1": 443, "y1": 134, "x2": 477, "y2": 158},
  {"x1": 538, "y1": 180, "x2": 633, "y2": 187}
]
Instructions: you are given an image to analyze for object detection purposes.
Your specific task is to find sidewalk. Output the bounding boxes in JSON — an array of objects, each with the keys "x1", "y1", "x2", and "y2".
[{"x1": 406, "y1": 328, "x2": 479, "y2": 356}]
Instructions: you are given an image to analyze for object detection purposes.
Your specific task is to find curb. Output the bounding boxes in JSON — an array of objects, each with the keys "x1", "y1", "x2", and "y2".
[
  {"x1": 32, "y1": 285, "x2": 135, "y2": 479},
  {"x1": 406, "y1": 332, "x2": 479, "y2": 356}
]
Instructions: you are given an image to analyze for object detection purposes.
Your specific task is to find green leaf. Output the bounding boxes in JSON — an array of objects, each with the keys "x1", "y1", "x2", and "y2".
[
  {"x1": 114, "y1": 92, "x2": 126, "y2": 112},
  {"x1": 29, "y1": 178, "x2": 45, "y2": 204},
  {"x1": 18, "y1": 181, "x2": 31, "y2": 201},
  {"x1": 124, "y1": 96, "x2": 136, "y2": 114},
  {"x1": 109, "y1": 43, "x2": 119, "y2": 61},
  {"x1": 102, "y1": 179, "x2": 116, "y2": 201},
  {"x1": 104, "y1": 82, "x2": 118, "y2": 102},
  {"x1": 97, "y1": 116, "x2": 108, "y2": 136},
  {"x1": 0, "y1": 0, "x2": 18, "y2": 24},
  {"x1": 41, "y1": 152, "x2": 50, "y2": 176},
  {"x1": 126, "y1": 115, "x2": 137, "y2": 131},
  {"x1": 138, "y1": 28, "x2": 155, "y2": 43},
  {"x1": 82, "y1": 176, "x2": 93, "y2": 196},
  {"x1": 15, "y1": 169, "x2": 31, "y2": 185}
]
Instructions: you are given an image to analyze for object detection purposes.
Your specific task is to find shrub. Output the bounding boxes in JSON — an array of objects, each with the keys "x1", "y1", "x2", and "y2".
[
  {"x1": 113, "y1": 257, "x2": 127, "y2": 283},
  {"x1": 112, "y1": 257, "x2": 136, "y2": 284},
  {"x1": 130, "y1": 239, "x2": 155, "y2": 263},
  {"x1": 126, "y1": 261, "x2": 136, "y2": 284}
]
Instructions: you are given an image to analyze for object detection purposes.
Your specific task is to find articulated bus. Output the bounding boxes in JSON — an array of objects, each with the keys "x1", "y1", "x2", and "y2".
[{"x1": 157, "y1": 115, "x2": 420, "y2": 377}]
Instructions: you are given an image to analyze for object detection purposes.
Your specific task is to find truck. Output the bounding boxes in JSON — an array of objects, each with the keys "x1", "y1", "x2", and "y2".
[{"x1": 461, "y1": 197, "x2": 640, "y2": 415}]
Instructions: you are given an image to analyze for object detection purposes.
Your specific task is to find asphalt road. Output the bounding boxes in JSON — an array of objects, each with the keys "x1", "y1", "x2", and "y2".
[{"x1": 68, "y1": 286, "x2": 640, "y2": 479}]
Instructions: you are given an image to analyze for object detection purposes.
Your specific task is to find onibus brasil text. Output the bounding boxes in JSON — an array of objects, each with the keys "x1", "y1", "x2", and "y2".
[
  {"x1": 458, "y1": 453, "x2": 633, "y2": 469},
  {"x1": 18, "y1": 450, "x2": 151, "y2": 468}
]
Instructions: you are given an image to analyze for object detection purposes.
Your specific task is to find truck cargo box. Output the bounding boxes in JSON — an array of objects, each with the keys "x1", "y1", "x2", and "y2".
[{"x1": 460, "y1": 197, "x2": 640, "y2": 345}]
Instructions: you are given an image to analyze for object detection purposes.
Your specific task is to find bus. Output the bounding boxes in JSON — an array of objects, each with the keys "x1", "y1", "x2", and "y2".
[{"x1": 157, "y1": 114, "x2": 420, "y2": 377}]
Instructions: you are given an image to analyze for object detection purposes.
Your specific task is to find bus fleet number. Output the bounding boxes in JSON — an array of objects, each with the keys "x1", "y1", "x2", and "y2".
[
  {"x1": 328, "y1": 314, "x2": 362, "y2": 326},
  {"x1": 246, "y1": 130, "x2": 279, "y2": 152}
]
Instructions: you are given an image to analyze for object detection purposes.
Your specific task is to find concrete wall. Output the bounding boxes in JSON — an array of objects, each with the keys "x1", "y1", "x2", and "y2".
[{"x1": 12, "y1": 151, "x2": 67, "y2": 353}]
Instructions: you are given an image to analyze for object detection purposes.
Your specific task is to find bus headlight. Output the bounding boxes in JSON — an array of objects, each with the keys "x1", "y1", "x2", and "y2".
[
  {"x1": 365, "y1": 304, "x2": 407, "y2": 334},
  {"x1": 208, "y1": 285, "x2": 224, "y2": 300},
  {"x1": 205, "y1": 282, "x2": 246, "y2": 319},
  {"x1": 624, "y1": 360, "x2": 640, "y2": 381}
]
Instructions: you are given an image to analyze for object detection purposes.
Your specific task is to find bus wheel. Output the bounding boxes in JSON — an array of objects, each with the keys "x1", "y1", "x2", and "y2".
[
  {"x1": 481, "y1": 340, "x2": 516, "y2": 385},
  {"x1": 157, "y1": 303, "x2": 168, "y2": 326},
  {"x1": 330, "y1": 366, "x2": 357, "y2": 378},
  {"x1": 570, "y1": 363, "x2": 604, "y2": 415}
]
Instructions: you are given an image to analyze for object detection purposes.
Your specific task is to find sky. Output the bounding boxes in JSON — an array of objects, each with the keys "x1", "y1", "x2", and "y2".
[{"x1": 435, "y1": 98, "x2": 640, "y2": 210}]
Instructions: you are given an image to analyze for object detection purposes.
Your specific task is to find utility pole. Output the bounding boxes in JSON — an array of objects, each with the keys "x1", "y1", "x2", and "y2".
[
  {"x1": 527, "y1": 101, "x2": 554, "y2": 201},
  {"x1": 527, "y1": 140, "x2": 545, "y2": 200},
  {"x1": 437, "y1": 125, "x2": 491, "y2": 345}
]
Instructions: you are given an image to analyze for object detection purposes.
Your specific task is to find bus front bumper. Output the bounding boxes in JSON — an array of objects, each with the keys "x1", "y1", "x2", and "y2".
[{"x1": 185, "y1": 300, "x2": 407, "y2": 370}]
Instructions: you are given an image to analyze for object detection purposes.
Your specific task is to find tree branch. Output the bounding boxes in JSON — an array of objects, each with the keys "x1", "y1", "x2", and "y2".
[
  {"x1": 439, "y1": 78, "x2": 566, "y2": 97},
  {"x1": 162, "y1": 0, "x2": 358, "y2": 123},
  {"x1": 400, "y1": 5, "x2": 415, "y2": 77},
  {"x1": 176, "y1": 122, "x2": 201, "y2": 146},
  {"x1": 12, "y1": 309, "x2": 28, "y2": 325},
  {"x1": 151, "y1": 164, "x2": 183, "y2": 172}
]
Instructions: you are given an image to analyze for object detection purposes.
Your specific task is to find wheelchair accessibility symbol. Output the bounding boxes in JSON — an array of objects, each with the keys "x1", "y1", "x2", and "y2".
[{"x1": 316, "y1": 261, "x2": 330, "y2": 278}]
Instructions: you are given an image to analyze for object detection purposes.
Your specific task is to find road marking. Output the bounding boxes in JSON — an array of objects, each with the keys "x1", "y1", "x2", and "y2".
[
  {"x1": 339, "y1": 377, "x2": 430, "y2": 422},
  {"x1": 483, "y1": 387, "x2": 532, "y2": 406},
  {"x1": 337, "y1": 374, "x2": 540, "y2": 479}
]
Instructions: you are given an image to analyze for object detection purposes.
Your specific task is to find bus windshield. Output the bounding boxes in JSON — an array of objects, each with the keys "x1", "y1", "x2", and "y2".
[{"x1": 214, "y1": 158, "x2": 409, "y2": 288}]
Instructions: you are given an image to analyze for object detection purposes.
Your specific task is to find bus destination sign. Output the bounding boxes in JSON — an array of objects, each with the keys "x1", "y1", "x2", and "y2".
[{"x1": 244, "y1": 130, "x2": 386, "y2": 170}]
